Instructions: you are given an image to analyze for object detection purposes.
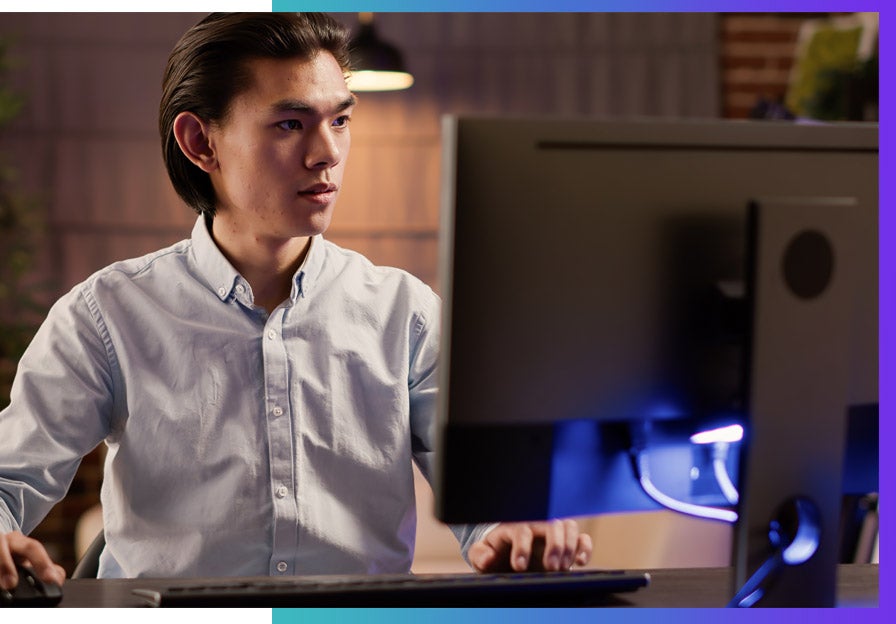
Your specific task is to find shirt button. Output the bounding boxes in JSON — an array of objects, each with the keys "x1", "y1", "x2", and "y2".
[
  {"x1": 236, "y1": 284, "x2": 246, "y2": 294},
  {"x1": 276, "y1": 561, "x2": 288, "y2": 573},
  {"x1": 267, "y1": 329, "x2": 276, "y2": 340},
  {"x1": 272, "y1": 406, "x2": 284, "y2": 417},
  {"x1": 276, "y1": 485, "x2": 289, "y2": 498},
  {"x1": 217, "y1": 287, "x2": 227, "y2": 297}
]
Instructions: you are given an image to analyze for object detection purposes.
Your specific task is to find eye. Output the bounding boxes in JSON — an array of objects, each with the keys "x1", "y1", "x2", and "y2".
[
  {"x1": 332, "y1": 115, "x2": 351, "y2": 128},
  {"x1": 277, "y1": 119, "x2": 303, "y2": 131}
]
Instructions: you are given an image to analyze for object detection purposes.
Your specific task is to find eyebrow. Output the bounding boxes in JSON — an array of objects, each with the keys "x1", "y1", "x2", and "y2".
[{"x1": 271, "y1": 95, "x2": 357, "y2": 116}]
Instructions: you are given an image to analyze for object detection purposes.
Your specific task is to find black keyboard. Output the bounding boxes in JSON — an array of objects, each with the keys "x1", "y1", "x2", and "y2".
[{"x1": 132, "y1": 569, "x2": 650, "y2": 607}]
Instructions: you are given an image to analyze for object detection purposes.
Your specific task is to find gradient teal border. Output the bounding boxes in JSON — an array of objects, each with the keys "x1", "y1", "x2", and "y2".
[
  {"x1": 273, "y1": 608, "x2": 882, "y2": 623},
  {"x1": 273, "y1": 0, "x2": 889, "y2": 622}
]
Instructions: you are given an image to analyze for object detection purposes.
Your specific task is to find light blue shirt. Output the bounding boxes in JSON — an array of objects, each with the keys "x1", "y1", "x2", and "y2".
[{"x1": 0, "y1": 216, "x2": 487, "y2": 577}]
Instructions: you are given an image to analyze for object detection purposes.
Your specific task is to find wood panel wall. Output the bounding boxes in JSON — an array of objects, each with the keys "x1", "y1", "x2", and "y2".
[{"x1": 1, "y1": 13, "x2": 720, "y2": 298}]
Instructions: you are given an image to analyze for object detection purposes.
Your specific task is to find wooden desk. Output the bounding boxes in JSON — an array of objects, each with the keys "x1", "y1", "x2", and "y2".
[{"x1": 55, "y1": 564, "x2": 878, "y2": 608}]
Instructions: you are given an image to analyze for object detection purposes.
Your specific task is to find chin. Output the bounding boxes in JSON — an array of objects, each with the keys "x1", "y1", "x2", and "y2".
[{"x1": 301, "y1": 210, "x2": 334, "y2": 238}]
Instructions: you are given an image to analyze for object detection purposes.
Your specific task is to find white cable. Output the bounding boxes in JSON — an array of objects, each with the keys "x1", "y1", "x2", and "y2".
[
  {"x1": 712, "y1": 442, "x2": 740, "y2": 505},
  {"x1": 636, "y1": 451, "x2": 738, "y2": 523}
]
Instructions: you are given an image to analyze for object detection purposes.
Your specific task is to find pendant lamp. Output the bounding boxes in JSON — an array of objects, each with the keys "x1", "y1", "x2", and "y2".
[{"x1": 348, "y1": 13, "x2": 414, "y2": 92}]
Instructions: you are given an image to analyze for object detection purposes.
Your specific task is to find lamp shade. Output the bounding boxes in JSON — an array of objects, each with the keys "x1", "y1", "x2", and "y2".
[{"x1": 348, "y1": 18, "x2": 414, "y2": 92}]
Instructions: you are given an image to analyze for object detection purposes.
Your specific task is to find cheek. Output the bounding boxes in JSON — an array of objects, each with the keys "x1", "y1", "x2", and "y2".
[
  {"x1": 217, "y1": 140, "x2": 263, "y2": 181},
  {"x1": 334, "y1": 137, "x2": 351, "y2": 179},
  {"x1": 245, "y1": 146, "x2": 292, "y2": 191}
]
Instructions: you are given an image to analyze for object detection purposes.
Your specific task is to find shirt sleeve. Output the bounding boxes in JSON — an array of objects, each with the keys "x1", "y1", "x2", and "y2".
[
  {"x1": 406, "y1": 284, "x2": 495, "y2": 564},
  {"x1": 0, "y1": 285, "x2": 115, "y2": 535}
]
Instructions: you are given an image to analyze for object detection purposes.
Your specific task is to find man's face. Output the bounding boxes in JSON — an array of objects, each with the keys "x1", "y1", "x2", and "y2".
[{"x1": 206, "y1": 52, "x2": 355, "y2": 242}]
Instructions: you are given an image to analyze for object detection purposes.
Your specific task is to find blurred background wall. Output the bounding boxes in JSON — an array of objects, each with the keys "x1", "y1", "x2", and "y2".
[{"x1": 0, "y1": 12, "x2": 878, "y2": 574}]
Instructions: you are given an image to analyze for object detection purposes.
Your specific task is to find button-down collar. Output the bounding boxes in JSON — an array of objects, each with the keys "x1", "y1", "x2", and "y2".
[{"x1": 189, "y1": 215, "x2": 326, "y2": 305}]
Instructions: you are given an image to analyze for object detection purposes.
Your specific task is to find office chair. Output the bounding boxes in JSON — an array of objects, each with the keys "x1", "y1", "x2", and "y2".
[{"x1": 71, "y1": 530, "x2": 105, "y2": 579}]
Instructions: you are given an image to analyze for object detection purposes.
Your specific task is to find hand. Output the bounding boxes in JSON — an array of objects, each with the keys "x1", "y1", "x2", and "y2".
[
  {"x1": 0, "y1": 531, "x2": 66, "y2": 590},
  {"x1": 468, "y1": 519, "x2": 593, "y2": 573}
]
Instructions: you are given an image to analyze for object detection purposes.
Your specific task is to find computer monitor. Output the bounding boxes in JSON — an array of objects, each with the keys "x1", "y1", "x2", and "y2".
[{"x1": 434, "y1": 116, "x2": 878, "y2": 607}]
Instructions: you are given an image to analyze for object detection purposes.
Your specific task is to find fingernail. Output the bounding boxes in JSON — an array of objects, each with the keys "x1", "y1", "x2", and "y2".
[
  {"x1": 516, "y1": 555, "x2": 528, "y2": 570},
  {"x1": 547, "y1": 555, "x2": 560, "y2": 570},
  {"x1": 562, "y1": 555, "x2": 573, "y2": 570},
  {"x1": 1, "y1": 573, "x2": 16, "y2": 589}
]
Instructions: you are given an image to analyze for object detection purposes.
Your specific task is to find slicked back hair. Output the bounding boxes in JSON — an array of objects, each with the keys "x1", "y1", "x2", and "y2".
[{"x1": 159, "y1": 13, "x2": 352, "y2": 216}]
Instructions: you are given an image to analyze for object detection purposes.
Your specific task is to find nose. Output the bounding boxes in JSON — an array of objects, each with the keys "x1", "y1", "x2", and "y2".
[{"x1": 304, "y1": 125, "x2": 342, "y2": 170}]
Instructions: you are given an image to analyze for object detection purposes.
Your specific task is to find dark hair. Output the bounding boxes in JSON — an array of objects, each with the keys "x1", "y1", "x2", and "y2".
[{"x1": 159, "y1": 13, "x2": 352, "y2": 216}]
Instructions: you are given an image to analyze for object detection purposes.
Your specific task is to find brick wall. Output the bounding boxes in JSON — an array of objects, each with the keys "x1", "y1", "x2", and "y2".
[
  {"x1": 719, "y1": 13, "x2": 876, "y2": 120},
  {"x1": 719, "y1": 14, "x2": 805, "y2": 118}
]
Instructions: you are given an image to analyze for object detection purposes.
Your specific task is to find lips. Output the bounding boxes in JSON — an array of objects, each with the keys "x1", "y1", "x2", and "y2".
[
  {"x1": 298, "y1": 182, "x2": 338, "y2": 205},
  {"x1": 300, "y1": 182, "x2": 337, "y2": 193}
]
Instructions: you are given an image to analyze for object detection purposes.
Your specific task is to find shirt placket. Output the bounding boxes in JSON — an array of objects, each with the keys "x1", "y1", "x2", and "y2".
[{"x1": 262, "y1": 306, "x2": 298, "y2": 575}]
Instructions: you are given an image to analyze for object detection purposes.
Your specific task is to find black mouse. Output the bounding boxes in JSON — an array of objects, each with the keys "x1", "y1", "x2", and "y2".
[{"x1": 0, "y1": 564, "x2": 63, "y2": 607}]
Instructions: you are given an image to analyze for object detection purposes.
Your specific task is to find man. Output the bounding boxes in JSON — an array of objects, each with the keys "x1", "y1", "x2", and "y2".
[{"x1": 0, "y1": 13, "x2": 591, "y2": 590}]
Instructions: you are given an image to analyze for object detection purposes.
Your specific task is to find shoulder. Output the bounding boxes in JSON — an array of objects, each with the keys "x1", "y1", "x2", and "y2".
[
  {"x1": 79, "y1": 238, "x2": 193, "y2": 294},
  {"x1": 40, "y1": 239, "x2": 193, "y2": 336},
  {"x1": 316, "y1": 238, "x2": 440, "y2": 309}
]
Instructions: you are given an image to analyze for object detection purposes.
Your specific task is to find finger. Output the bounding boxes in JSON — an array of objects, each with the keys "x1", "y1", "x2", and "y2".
[
  {"x1": 468, "y1": 541, "x2": 498, "y2": 572},
  {"x1": 561, "y1": 519, "x2": 579, "y2": 570},
  {"x1": 504, "y1": 524, "x2": 534, "y2": 572},
  {"x1": 4, "y1": 531, "x2": 65, "y2": 586},
  {"x1": 540, "y1": 520, "x2": 566, "y2": 571},
  {"x1": 0, "y1": 533, "x2": 19, "y2": 590},
  {"x1": 54, "y1": 564, "x2": 67, "y2": 584},
  {"x1": 575, "y1": 532, "x2": 593, "y2": 566}
]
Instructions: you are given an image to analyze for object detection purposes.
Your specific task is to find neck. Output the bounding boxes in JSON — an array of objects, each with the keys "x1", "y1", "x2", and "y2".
[{"x1": 210, "y1": 217, "x2": 312, "y2": 314}]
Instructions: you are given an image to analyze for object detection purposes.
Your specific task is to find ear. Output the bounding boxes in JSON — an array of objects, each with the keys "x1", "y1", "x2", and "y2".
[{"x1": 172, "y1": 111, "x2": 217, "y2": 173}]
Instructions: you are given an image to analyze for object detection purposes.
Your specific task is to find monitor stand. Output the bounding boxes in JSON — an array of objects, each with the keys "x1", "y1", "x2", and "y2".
[{"x1": 732, "y1": 197, "x2": 860, "y2": 607}]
